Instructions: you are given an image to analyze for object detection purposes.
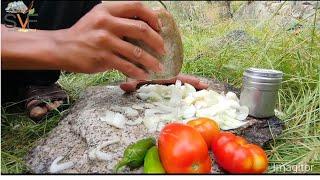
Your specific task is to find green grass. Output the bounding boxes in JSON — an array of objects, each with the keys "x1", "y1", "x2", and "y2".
[{"x1": 1, "y1": 2, "x2": 320, "y2": 174}]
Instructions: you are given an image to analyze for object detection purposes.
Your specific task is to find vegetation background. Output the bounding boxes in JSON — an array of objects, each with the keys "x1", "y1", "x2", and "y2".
[{"x1": 1, "y1": 1, "x2": 319, "y2": 174}]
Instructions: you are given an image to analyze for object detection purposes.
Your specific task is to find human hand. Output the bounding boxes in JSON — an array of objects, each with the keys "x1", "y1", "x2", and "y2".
[
  {"x1": 120, "y1": 74, "x2": 209, "y2": 92},
  {"x1": 56, "y1": 1, "x2": 165, "y2": 79}
]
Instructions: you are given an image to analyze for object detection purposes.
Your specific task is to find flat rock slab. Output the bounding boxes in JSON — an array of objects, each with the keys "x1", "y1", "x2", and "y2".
[{"x1": 25, "y1": 78, "x2": 284, "y2": 174}]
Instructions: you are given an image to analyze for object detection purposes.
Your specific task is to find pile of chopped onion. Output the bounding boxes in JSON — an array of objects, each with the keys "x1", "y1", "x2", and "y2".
[
  {"x1": 99, "y1": 81, "x2": 249, "y2": 132},
  {"x1": 137, "y1": 80, "x2": 249, "y2": 132}
]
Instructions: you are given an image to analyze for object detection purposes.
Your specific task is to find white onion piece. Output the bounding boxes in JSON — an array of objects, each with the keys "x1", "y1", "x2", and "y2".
[
  {"x1": 175, "y1": 80, "x2": 182, "y2": 87},
  {"x1": 221, "y1": 120, "x2": 247, "y2": 130},
  {"x1": 143, "y1": 103, "x2": 155, "y2": 109},
  {"x1": 226, "y1": 92, "x2": 239, "y2": 102},
  {"x1": 227, "y1": 100, "x2": 241, "y2": 109},
  {"x1": 184, "y1": 94, "x2": 195, "y2": 105},
  {"x1": 137, "y1": 84, "x2": 155, "y2": 93},
  {"x1": 153, "y1": 102, "x2": 174, "y2": 113},
  {"x1": 143, "y1": 117, "x2": 159, "y2": 133},
  {"x1": 169, "y1": 81, "x2": 182, "y2": 106},
  {"x1": 131, "y1": 104, "x2": 144, "y2": 110},
  {"x1": 126, "y1": 117, "x2": 143, "y2": 126},
  {"x1": 205, "y1": 90, "x2": 220, "y2": 106},
  {"x1": 211, "y1": 115, "x2": 225, "y2": 124},
  {"x1": 123, "y1": 107, "x2": 139, "y2": 117},
  {"x1": 100, "y1": 110, "x2": 126, "y2": 129},
  {"x1": 225, "y1": 108, "x2": 237, "y2": 119},
  {"x1": 194, "y1": 101, "x2": 208, "y2": 109},
  {"x1": 181, "y1": 105, "x2": 196, "y2": 119},
  {"x1": 144, "y1": 108, "x2": 164, "y2": 117},
  {"x1": 137, "y1": 93, "x2": 150, "y2": 100},
  {"x1": 49, "y1": 156, "x2": 74, "y2": 173},
  {"x1": 196, "y1": 104, "x2": 229, "y2": 117},
  {"x1": 110, "y1": 106, "x2": 139, "y2": 117},
  {"x1": 236, "y1": 106, "x2": 249, "y2": 120},
  {"x1": 156, "y1": 121, "x2": 166, "y2": 132},
  {"x1": 139, "y1": 91, "x2": 162, "y2": 102},
  {"x1": 182, "y1": 83, "x2": 196, "y2": 98},
  {"x1": 89, "y1": 139, "x2": 120, "y2": 161},
  {"x1": 159, "y1": 113, "x2": 177, "y2": 122}
]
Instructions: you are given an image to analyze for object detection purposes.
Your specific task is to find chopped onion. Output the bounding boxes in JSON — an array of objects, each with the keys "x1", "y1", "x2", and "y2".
[
  {"x1": 153, "y1": 102, "x2": 174, "y2": 113},
  {"x1": 49, "y1": 156, "x2": 74, "y2": 173},
  {"x1": 126, "y1": 117, "x2": 143, "y2": 126},
  {"x1": 236, "y1": 106, "x2": 249, "y2": 120},
  {"x1": 110, "y1": 106, "x2": 139, "y2": 117},
  {"x1": 169, "y1": 81, "x2": 183, "y2": 106},
  {"x1": 181, "y1": 105, "x2": 196, "y2": 119},
  {"x1": 143, "y1": 116, "x2": 159, "y2": 133},
  {"x1": 144, "y1": 108, "x2": 164, "y2": 117},
  {"x1": 143, "y1": 103, "x2": 155, "y2": 109},
  {"x1": 131, "y1": 104, "x2": 144, "y2": 110},
  {"x1": 220, "y1": 114, "x2": 248, "y2": 130},
  {"x1": 89, "y1": 139, "x2": 120, "y2": 161},
  {"x1": 123, "y1": 107, "x2": 139, "y2": 117},
  {"x1": 100, "y1": 110, "x2": 126, "y2": 129},
  {"x1": 226, "y1": 92, "x2": 239, "y2": 102},
  {"x1": 182, "y1": 83, "x2": 196, "y2": 97},
  {"x1": 225, "y1": 108, "x2": 237, "y2": 119},
  {"x1": 136, "y1": 80, "x2": 249, "y2": 131}
]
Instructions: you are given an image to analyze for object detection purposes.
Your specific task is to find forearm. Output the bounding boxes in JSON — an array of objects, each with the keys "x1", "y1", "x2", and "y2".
[{"x1": 1, "y1": 25, "x2": 64, "y2": 70}]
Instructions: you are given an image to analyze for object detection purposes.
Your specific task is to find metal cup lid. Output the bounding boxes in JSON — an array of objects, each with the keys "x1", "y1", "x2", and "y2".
[{"x1": 243, "y1": 68, "x2": 283, "y2": 83}]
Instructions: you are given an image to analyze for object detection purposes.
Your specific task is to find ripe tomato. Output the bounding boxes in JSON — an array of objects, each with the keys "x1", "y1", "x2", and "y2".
[
  {"x1": 158, "y1": 123, "x2": 212, "y2": 173},
  {"x1": 211, "y1": 132, "x2": 268, "y2": 174},
  {"x1": 187, "y1": 117, "x2": 220, "y2": 149}
]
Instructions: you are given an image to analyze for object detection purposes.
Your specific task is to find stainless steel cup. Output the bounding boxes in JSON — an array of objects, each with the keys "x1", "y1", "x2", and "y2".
[{"x1": 240, "y1": 68, "x2": 283, "y2": 118}]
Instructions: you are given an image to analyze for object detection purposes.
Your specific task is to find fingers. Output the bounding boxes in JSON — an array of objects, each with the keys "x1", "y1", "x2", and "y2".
[
  {"x1": 113, "y1": 17, "x2": 165, "y2": 55},
  {"x1": 147, "y1": 75, "x2": 200, "y2": 85},
  {"x1": 105, "y1": 1, "x2": 161, "y2": 32},
  {"x1": 176, "y1": 75, "x2": 209, "y2": 90},
  {"x1": 112, "y1": 38, "x2": 163, "y2": 73},
  {"x1": 196, "y1": 82, "x2": 210, "y2": 90},
  {"x1": 176, "y1": 74, "x2": 200, "y2": 85},
  {"x1": 108, "y1": 53, "x2": 149, "y2": 80},
  {"x1": 120, "y1": 74, "x2": 209, "y2": 92},
  {"x1": 120, "y1": 80, "x2": 140, "y2": 92}
]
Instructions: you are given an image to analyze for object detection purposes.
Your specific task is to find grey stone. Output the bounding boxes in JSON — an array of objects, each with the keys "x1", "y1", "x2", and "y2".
[{"x1": 25, "y1": 78, "x2": 283, "y2": 174}]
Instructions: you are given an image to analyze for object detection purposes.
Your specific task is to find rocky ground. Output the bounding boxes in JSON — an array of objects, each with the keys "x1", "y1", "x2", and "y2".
[{"x1": 233, "y1": 1, "x2": 319, "y2": 30}]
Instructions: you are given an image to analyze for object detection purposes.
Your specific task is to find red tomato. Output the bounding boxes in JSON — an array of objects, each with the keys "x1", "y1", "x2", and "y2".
[
  {"x1": 158, "y1": 123, "x2": 212, "y2": 174},
  {"x1": 211, "y1": 132, "x2": 268, "y2": 174},
  {"x1": 187, "y1": 117, "x2": 220, "y2": 150}
]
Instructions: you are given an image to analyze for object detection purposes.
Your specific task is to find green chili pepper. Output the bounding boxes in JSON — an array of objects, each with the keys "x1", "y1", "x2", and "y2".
[
  {"x1": 144, "y1": 146, "x2": 166, "y2": 174},
  {"x1": 114, "y1": 137, "x2": 156, "y2": 173}
]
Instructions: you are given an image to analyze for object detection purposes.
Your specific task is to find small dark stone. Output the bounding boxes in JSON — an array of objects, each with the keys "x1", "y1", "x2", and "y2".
[{"x1": 236, "y1": 116, "x2": 285, "y2": 146}]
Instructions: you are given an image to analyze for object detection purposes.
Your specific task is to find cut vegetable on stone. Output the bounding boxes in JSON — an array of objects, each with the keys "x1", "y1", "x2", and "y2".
[
  {"x1": 143, "y1": 146, "x2": 166, "y2": 174},
  {"x1": 114, "y1": 137, "x2": 156, "y2": 173},
  {"x1": 136, "y1": 80, "x2": 249, "y2": 132}
]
